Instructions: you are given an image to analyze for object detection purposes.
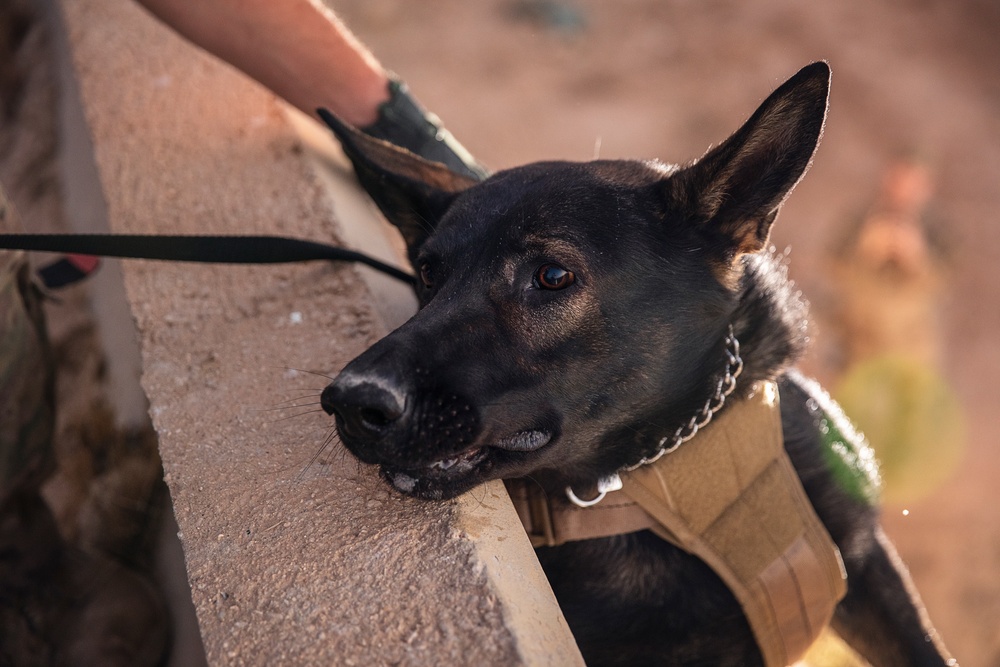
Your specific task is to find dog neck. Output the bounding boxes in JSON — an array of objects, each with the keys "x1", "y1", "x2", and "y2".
[
  {"x1": 729, "y1": 249, "x2": 809, "y2": 388},
  {"x1": 624, "y1": 326, "x2": 744, "y2": 471},
  {"x1": 634, "y1": 249, "x2": 808, "y2": 468}
]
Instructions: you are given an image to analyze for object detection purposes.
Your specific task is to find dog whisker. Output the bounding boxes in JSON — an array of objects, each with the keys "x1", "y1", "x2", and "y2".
[
  {"x1": 520, "y1": 473, "x2": 550, "y2": 498},
  {"x1": 256, "y1": 401, "x2": 323, "y2": 414},
  {"x1": 260, "y1": 388, "x2": 325, "y2": 410},
  {"x1": 294, "y1": 429, "x2": 339, "y2": 483},
  {"x1": 410, "y1": 209, "x2": 437, "y2": 237},
  {"x1": 278, "y1": 387, "x2": 327, "y2": 395},
  {"x1": 268, "y1": 408, "x2": 327, "y2": 424},
  {"x1": 468, "y1": 482, "x2": 492, "y2": 510},
  {"x1": 279, "y1": 366, "x2": 336, "y2": 381}
]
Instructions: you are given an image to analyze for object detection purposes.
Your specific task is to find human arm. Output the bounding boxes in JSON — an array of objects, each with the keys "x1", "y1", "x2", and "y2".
[
  {"x1": 134, "y1": 0, "x2": 388, "y2": 126},
  {"x1": 135, "y1": 0, "x2": 486, "y2": 178}
]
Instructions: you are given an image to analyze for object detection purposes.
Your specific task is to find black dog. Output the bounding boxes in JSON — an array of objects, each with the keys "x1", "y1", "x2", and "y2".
[{"x1": 320, "y1": 63, "x2": 954, "y2": 666}]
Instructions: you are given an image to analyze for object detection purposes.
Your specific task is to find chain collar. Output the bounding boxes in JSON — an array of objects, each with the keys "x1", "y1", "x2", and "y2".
[{"x1": 565, "y1": 325, "x2": 744, "y2": 508}]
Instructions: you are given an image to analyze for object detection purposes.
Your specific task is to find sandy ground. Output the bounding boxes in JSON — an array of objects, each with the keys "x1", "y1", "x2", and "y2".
[{"x1": 334, "y1": 1, "x2": 1000, "y2": 663}]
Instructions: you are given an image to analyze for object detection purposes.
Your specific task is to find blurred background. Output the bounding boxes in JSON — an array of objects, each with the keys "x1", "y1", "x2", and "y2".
[{"x1": 332, "y1": 0, "x2": 999, "y2": 662}]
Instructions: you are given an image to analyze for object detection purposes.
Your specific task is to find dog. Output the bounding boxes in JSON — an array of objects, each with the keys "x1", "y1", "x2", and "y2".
[{"x1": 318, "y1": 63, "x2": 954, "y2": 666}]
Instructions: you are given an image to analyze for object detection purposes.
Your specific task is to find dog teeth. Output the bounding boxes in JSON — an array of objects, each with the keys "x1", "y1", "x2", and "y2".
[
  {"x1": 426, "y1": 448, "x2": 485, "y2": 474},
  {"x1": 387, "y1": 449, "x2": 484, "y2": 496},
  {"x1": 430, "y1": 457, "x2": 459, "y2": 471}
]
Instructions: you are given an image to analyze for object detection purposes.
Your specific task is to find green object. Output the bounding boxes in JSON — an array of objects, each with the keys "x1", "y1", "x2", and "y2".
[
  {"x1": 818, "y1": 409, "x2": 881, "y2": 507},
  {"x1": 792, "y1": 371, "x2": 881, "y2": 506},
  {"x1": 835, "y1": 355, "x2": 964, "y2": 505}
]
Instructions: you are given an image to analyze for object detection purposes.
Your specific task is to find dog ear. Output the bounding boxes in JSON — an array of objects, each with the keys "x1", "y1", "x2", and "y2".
[
  {"x1": 318, "y1": 109, "x2": 478, "y2": 263},
  {"x1": 670, "y1": 62, "x2": 830, "y2": 259}
]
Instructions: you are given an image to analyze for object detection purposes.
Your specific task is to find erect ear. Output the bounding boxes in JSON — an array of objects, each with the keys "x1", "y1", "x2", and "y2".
[
  {"x1": 669, "y1": 62, "x2": 830, "y2": 260},
  {"x1": 317, "y1": 109, "x2": 478, "y2": 264}
]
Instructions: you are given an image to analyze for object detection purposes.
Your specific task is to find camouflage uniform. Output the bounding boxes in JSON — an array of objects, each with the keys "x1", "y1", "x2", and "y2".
[{"x1": 0, "y1": 184, "x2": 55, "y2": 492}]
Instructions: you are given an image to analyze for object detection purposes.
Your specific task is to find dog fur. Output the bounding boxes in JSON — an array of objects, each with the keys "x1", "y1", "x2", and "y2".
[{"x1": 320, "y1": 63, "x2": 954, "y2": 666}]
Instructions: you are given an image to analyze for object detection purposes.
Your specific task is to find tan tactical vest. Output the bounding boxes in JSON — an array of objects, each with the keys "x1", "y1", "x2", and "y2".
[{"x1": 507, "y1": 381, "x2": 847, "y2": 667}]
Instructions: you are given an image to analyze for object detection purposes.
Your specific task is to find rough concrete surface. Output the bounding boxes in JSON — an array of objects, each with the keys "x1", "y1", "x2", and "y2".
[{"x1": 53, "y1": 0, "x2": 581, "y2": 664}]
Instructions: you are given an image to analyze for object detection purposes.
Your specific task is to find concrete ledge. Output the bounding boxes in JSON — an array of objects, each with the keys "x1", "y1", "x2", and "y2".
[{"x1": 52, "y1": 0, "x2": 581, "y2": 664}]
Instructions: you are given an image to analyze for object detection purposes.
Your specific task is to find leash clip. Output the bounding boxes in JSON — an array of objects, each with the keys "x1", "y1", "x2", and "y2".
[{"x1": 565, "y1": 473, "x2": 623, "y2": 508}]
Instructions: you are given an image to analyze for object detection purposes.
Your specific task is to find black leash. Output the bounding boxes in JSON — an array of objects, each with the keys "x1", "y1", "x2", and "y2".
[{"x1": 0, "y1": 233, "x2": 415, "y2": 287}]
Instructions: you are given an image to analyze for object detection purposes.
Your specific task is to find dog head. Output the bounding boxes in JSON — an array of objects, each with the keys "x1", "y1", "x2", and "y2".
[{"x1": 320, "y1": 63, "x2": 830, "y2": 499}]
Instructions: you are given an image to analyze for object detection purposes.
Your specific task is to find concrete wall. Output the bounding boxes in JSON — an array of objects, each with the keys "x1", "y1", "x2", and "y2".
[{"x1": 51, "y1": 0, "x2": 582, "y2": 663}]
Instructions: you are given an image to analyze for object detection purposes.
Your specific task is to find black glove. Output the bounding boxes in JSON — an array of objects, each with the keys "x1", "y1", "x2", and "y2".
[{"x1": 360, "y1": 77, "x2": 488, "y2": 182}]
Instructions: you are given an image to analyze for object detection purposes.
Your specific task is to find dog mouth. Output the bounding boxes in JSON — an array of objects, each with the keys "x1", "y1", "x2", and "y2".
[
  {"x1": 382, "y1": 429, "x2": 553, "y2": 499},
  {"x1": 385, "y1": 447, "x2": 487, "y2": 496}
]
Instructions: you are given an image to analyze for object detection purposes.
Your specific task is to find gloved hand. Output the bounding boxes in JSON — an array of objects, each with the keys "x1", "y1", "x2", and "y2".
[{"x1": 359, "y1": 77, "x2": 488, "y2": 182}]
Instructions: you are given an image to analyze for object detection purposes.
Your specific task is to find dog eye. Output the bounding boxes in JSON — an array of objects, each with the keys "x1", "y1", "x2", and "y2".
[
  {"x1": 418, "y1": 262, "x2": 434, "y2": 289},
  {"x1": 533, "y1": 263, "x2": 575, "y2": 290}
]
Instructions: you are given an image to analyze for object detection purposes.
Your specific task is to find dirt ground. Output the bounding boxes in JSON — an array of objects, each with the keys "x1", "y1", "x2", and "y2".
[
  {"x1": 333, "y1": 1, "x2": 1000, "y2": 663},
  {"x1": 3, "y1": 0, "x2": 999, "y2": 664}
]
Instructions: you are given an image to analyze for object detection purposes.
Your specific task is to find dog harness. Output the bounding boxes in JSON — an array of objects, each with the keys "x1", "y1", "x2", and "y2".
[{"x1": 507, "y1": 378, "x2": 847, "y2": 667}]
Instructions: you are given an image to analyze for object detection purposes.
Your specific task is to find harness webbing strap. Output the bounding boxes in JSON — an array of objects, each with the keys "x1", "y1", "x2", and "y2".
[
  {"x1": 505, "y1": 482, "x2": 660, "y2": 547},
  {"x1": 507, "y1": 382, "x2": 847, "y2": 666}
]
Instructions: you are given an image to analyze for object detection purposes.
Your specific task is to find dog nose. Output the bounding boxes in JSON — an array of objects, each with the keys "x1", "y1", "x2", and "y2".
[{"x1": 321, "y1": 374, "x2": 406, "y2": 440}]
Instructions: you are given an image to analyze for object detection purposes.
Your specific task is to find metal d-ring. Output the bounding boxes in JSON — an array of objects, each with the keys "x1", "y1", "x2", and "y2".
[{"x1": 565, "y1": 473, "x2": 623, "y2": 508}]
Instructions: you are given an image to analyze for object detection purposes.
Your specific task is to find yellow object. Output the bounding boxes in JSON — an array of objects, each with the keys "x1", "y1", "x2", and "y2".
[
  {"x1": 797, "y1": 628, "x2": 867, "y2": 667},
  {"x1": 835, "y1": 355, "x2": 964, "y2": 504}
]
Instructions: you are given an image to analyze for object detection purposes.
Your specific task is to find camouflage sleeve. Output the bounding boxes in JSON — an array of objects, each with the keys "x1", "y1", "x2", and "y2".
[{"x1": 0, "y1": 184, "x2": 55, "y2": 491}]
